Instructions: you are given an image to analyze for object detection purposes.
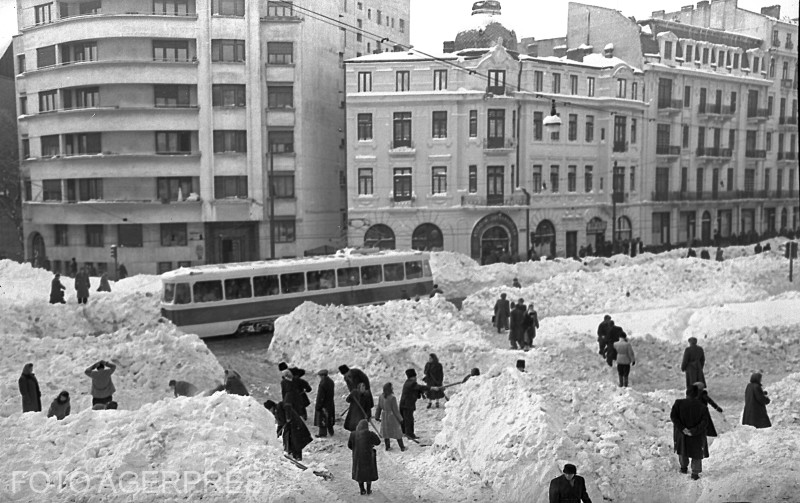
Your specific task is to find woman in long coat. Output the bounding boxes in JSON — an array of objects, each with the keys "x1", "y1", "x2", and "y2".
[
  {"x1": 522, "y1": 304, "x2": 539, "y2": 350},
  {"x1": 348, "y1": 419, "x2": 381, "y2": 495},
  {"x1": 694, "y1": 382, "x2": 722, "y2": 437},
  {"x1": 265, "y1": 400, "x2": 312, "y2": 461},
  {"x1": 742, "y1": 372, "x2": 771, "y2": 428},
  {"x1": 49, "y1": 274, "x2": 66, "y2": 304},
  {"x1": 423, "y1": 354, "x2": 445, "y2": 408},
  {"x1": 375, "y1": 383, "x2": 405, "y2": 451},
  {"x1": 74, "y1": 268, "x2": 91, "y2": 304},
  {"x1": 344, "y1": 383, "x2": 372, "y2": 431},
  {"x1": 19, "y1": 363, "x2": 42, "y2": 412}
]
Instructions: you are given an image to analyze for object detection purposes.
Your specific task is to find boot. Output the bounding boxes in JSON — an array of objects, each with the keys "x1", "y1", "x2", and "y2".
[
  {"x1": 398, "y1": 438, "x2": 406, "y2": 451},
  {"x1": 623, "y1": 376, "x2": 629, "y2": 388},
  {"x1": 385, "y1": 438, "x2": 391, "y2": 451}
]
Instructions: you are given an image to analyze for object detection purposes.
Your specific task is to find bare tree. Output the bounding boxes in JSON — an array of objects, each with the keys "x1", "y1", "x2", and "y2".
[{"x1": 0, "y1": 108, "x2": 23, "y2": 260}]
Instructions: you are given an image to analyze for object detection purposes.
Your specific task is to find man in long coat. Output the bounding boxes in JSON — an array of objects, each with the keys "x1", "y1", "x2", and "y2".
[
  {"x1": 399, "y1": 369, "x2": 437, "y2": 439},
  {"x1": 348, "y1": 419, "x2": 381, "y2": 495},
  {"x1": 49, "y1": 274, "x2": 66, "y2": 304},
  {"x1": 742, "y1": 372, "x2": 771, "y2": 428},
  {"x1": 670, "y1": 386, "x2": 710, "y2": 480},
  {"x1": 314, "y1": 369, "x2": 335, "y2": 437},
  {"x1": 549, "y1": 463, "x2": 593, "y2": 502},
  {"x1": 508, "y1": 301, "x2": 527, "y2": 350},
  {"x1": 681, "y1": 337, "x2": 706, "y2": 391},
  {"x1": 596, "y1": 315, "x2": 612, "y2": 356},
  {"x1": 19, "y1": 363, "x2": 42, "y2": 412},
  {"x1": 265, "y1": 399, "x2": 312, "y2": 461},
  {"x1": 74, "y1": 267, "x2": 91, "y2": 304},
  {"x1": 344, "y1": 383, "x2": 372, "y2": 432},
  {"x1": 339, "y1": 365, "x2": 374, "y2": 413},
  {"x1": 493, "y1": 293, "x2": 510, "y2": 333}
]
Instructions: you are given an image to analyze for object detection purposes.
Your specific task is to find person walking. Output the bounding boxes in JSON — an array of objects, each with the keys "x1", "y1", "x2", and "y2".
[
  {"x1": 423, "y1": 353, "x2": 445, "y2": 409},
  {"x1": 429, "y1": 284, "x2": 444, "y2": 298},
  {"x1": 670, "y1": 386, "x2": 710, "y2": 480},
  {"x1": 85, "y1": 360, "x2": 116, "y2": 407},
  {"x1": 522, "y1": 303, "x2": 539, "y2": 351},
  {"x1": 508, "y1": 299, "x2": 526, "y2": 350},
  {"x1": 493, "y1": 293, "x2": 510, "y2": 333},
  {"x1": 264, "y1": 399, "x2": 312, "y2": 461},
  {"x1": 19, "y1": 363, "x2": 42, "y2": 413},
  {"x1": 399, "y1": 368, "x2": 440, "y2": 440},
  {"x1": 548, "y1": 463, "x2": 592, "y2": 503},
  {"x1": 715, "y1": 247, "x2": 724, "y2": 262},
  {"x1": 693, "y1": 382, "x2": 722, "y2": 437},
  {"x1": 97, "y1": 272, "x2": 111, "y2": 292},
  {"x1": 742, "y1": 372, "x2": 771, "y2": 428},
  {"x1": 614, "y1": 333, "x2": 635, "y2": 387},
  {"x1": 49, "y1": 273, "x2": 66, "y2": 304},
  {"x1": 596, "y1": 315, "x2": 612, "y2": 356},
  {"x1": 681, "y1": 337, "x2": 706, "y2": 391},
  {"x1": 74, "y1": 267, "x2": 90, "y2": 304},
  {"x1": 289, "y1": 367, "x2": 312, "y2": 420},
  {"x1": 348, "y1": 419, "x2": 381, "y2": 495},
  {"x1": 375, "y1": 382, "x2": 405, "y2": 451},
  {"x1": 47, "y1": 391, "x2": 71, "y2": 420},
  {"x1": 314, "y1": 369, "x2": 335, "y2": 438}
]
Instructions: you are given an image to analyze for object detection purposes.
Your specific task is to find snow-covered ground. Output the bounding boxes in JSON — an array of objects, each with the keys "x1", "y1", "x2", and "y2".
[{"x1": 1, "y1": 239, "x2": 799, "y2": 502}]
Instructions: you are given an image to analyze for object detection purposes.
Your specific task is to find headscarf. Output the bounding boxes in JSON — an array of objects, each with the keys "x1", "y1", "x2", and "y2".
[
  {"x1": 383, "y1": 382, "x2": 393, "y2": 398},
  {"x1": 750, "y1": 372, "x2": 762, "y2": 384},
  {"x1": 429, "y1": 353, "x2": 439, "y2": 364},
  {"x1": 22, "y1": 363, "x2": 34, "y2": 375},
  {"x1": 356, "y1": 419, "x2": 369, "y2": 432}
]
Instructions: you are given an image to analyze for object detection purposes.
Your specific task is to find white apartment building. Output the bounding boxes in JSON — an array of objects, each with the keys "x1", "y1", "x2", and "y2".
[{"x1": 13, "y1": 0, "x2": 409, "y2": 275}]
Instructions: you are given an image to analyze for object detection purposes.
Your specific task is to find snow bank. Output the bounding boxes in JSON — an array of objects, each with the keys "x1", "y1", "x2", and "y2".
[
  {"x1": 0, "y1": 326, "x2": 223, "y2": 417},
  {"x1": 0, "y1": 393, "x2": 333, "y2": 503}
]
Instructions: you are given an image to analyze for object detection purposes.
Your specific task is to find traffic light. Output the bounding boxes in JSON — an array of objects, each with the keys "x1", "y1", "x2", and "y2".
[{"x1": 110, "y1": 245, "x2": 117, "y2": 259}]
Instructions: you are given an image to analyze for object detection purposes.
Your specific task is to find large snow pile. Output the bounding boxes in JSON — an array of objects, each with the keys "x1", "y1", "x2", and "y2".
[
  {"x1": 0, "y1": 393, "x2": 334, "y2": 503},
  {"x1": 0, "y1": 326, "x2": 223, "y2": 417}
]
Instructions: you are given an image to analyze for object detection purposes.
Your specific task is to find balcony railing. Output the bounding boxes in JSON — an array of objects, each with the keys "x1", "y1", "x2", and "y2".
[
  {"x1": 486, "y1": 85, "x2": 506, "y2": 96},
  {"x1": 778, "y1": 116, "x2": 798, "y2": 126},
  {"x1": 778, "y1": 151, "x2": 798, "y2": 160},
  {"x1": 720, "y1": 105, "x2": 735, "y2": 117},
  {"x1": 612, "y1": 141, "x2": 628, "y2": 153},
  {"x1": 461, "y1": 193, "x2": 528, "y2": 207},
  {"x1": 746, "y1": 108, "x2": 769, "y2": 119},
  {"x1": 781, "y1": 79, "x2": 795, "y2": 89},
  {"x1": 656, "y1": 145, "x2": 681, "y2": 156},
  {"x1": 657, "y1": 99, "x2": 683, "y2": 111},
  {"x1": 483, "y1": 137, "x2": 515, "y2": 149},
  {"x1": 389, "y1": 140, "x2": 415, "y2": 150},
  {"x1": 745, "y1": 149, "x2": 766, "y2": 158},
  {"x1": 651, "y1": 190, "x2": 787, "y2": 202}
]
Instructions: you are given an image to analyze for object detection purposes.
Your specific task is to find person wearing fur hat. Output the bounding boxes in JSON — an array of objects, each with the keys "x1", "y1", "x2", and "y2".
[
  {"x1": 280, "y1": 369, "x2": 305, "y2": 417},
  {"x1": 742, "y1": 372, "x2": 771, "y2": 429},
  {"x1": 264, "y1": 399, "x2": 312, "y2": 461},
  {"x1": 314, "y1": 369, "x2": 335, "y2": 437},
  {"x1": 399, "y1": 368, "x2": 441, "y2": 439},
  {"x1": 548, "y1": 463, "x2": 592, "y2": 502},
  {"x1": 423, "y1": 354, "x2": 445, "y2": 409},
  {"x1": 19, "y1": 363, "x2": 42, "y2": 413},
  {"x1": 47, "y1": 391, "x2": 71, "y2": 420},
  {"x1": 339, "y1": 365, "x2": 374, "y2": 411},
  {"x1": 288, "y1": 367, "x2": 312, "y2": 420}
]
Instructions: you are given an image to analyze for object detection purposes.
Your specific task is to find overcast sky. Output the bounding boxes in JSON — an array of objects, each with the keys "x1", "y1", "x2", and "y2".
[{"x1": 409, "y1": 0, "x2": 799, "y2": 53}]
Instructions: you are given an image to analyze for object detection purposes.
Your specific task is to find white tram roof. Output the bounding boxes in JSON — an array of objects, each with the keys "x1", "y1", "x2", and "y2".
[{"x1": 160, "y1": 248, "x2": 430, "y2": 281}]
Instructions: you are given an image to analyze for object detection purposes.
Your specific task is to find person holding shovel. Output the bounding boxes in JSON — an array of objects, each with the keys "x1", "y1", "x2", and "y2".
[
  {"x1": 399, "y1": 369, "x2": 442, "y2": 440},
  {"x1": 314, "y1": 369, "x2": 335, "y2": 438}
]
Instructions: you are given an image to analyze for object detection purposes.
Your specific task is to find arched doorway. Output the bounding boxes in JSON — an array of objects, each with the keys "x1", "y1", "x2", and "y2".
[
  {"x1": 533, "y1": 220, "x2": 556, "y2": 258},
  {"x1": 29, "y1": 232, "x2": 46, "y2": 268},
  {"x1": 586, "y1": 217, "x2": 607, "y2": 252},
  {"x1": 411, "y1": 223, "x2": 443, "y2": 251},
  {"x1": 470, "y1": 213, "x2": 519, "y2": 264},
  {"x1": 701, "y1": 211, "x2": 712, "y2": 244},
  {"x1": 363, "y1": 224, "x2": 395, "y2": 250},
  {"x1": 615, "y1": 216, "x2": 632, "y2": 243}
]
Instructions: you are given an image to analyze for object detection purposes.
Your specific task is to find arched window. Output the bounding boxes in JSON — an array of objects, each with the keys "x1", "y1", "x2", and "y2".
[
  {"x1": 364, "y1": 224, "x2": 395, "y2": 250},
  {"x1": 412, "y1": 223, "x2": 443, "y2": 251},
  {"x1": 615, "y1": 216, "x2": 632, "y2": 242},
  {"x1": 533, "y1": 220, "x2": 556, "y2": 258}
]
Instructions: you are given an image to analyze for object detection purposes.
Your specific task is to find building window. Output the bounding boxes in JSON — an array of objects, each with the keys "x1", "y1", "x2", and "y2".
[
  {"x1": 469, "y1": 110, "x2": 478, "y2": 138},
  {"x1": 357, "y1": 113, "x2": 373, "y2": 140},
  {"x1": 393, "y1": 112, "x2": 412, "y2": 148},
  {"x1": 272, "y1": 174, "x2": 294, "y2": 198},
  {"x1": 631, "y1": 118, "x2": 637, "y2": 145},
  {"x1": 570, "y1": 75, "x2": 578, "y2": 95},
  {"x1": 682, "y1": 124, "x2": 690, "y2": 148},
  {"x1": 585, "y1": 115, "x2": 594, "y2": 142},
  {"x1": 393, "y1": 168, "x2": 412, "y2": 201},
  {"x1": 156, "y1": 131, "x2": 191, "y2": 154},
  {"x1": 213, "y1": 130, "x2": 247, "y2": 153},
  {"x1": 432, "y1": 111, "x2": 447, "y2": 139},
  {"x1": 396, "y1": 71, "x2": 410, "y2": 91},
  {"x1": 733, "y1": 53, "x2": 739, "y2": 69},
  {"x1": 358, "y1": 168, "x2": 373, "y2": 195},
  {"x1": 35, "y1": 3, "x2": 53, "y2": 24},
  {"x1": 729, "y1": 129, "x2": 736, "y2": 149},
  {"x1": 532, "y1": 165, "x2": 542, "y2": 193},
  {"x1": 275, "y1": 220, "x2": 295, "y2": 243},
  {"x1": 266, "y1": 0, "x2": 294, "y2": 17},
  {"x1": 43, "y1": 179, "x2": 62, "y2": 201},
  {"x1": 152, "y1": 40, "x2": 189, "y2": 62},
  {"x1": 684, "y1": 86, "x2": 691, "y2": 107},
  {"x1": 38, "y1": 90, "x2": 57, "y2": 113},
  {"x1": 629, "y1": 166, "x2": 636, "y2": 192},
  {"x1": 17, "y1": 55, "x2": 25, "y2": 74},
  {"x1": 266, "y1": 42, "x2": 297, "y2": 66},
  {"x1": 155, "y1": 85, "x2": 192, "y2": 107},
  {"x1": 567, "y1": 165, "x2": 576, "y2": 192},
  {"x1": 487, "y1": 70, "x2": 505, "y2": 94},
  {"x1": 118, "y1": 224, "x2": 143, "y2": 248},
  {"x1": 356, "y1": 20, "x2": 363, "y2": 42},
  {"x1": 534, "y1": 71, "x2": 543, "y2": 92},
  {"x1": 468, "y1": 165, "x2": 477, "y2": 193},
  {"x1": 664, "y1": 41, "x2": 673, "y2": 59},
  {"x1": 766, "y1": 132, "x2": 772, "y2": 151},
  {"x1": 73, "y1": 87, "x2": 99, "y2": 108},
  {"x1": 85, "y1": 225, "x2": 104, "y2": 247},
  {"x1": 62, "y1": 41, "x2": 98, "y2": 64},
  {"x1": 41, "y1": 135, "x2": 59, "y2": 156},
  {"x1": 433, "y1": 69, "x2": 447, "y2": 90},
  {"x1": 399, "y1": 18, "x2": 405, "y2": 33},
  {"x1": 214, "y1": 176, "x2": 247, "y2": 199},
  {"x1": 487, "y1": 166, "x2": 504, "y2": 200},
  {"x1": 431, "y1": 166, "x2": 447, "y2": 194},
  {"x1": 358, "y1": 72, "x2": 372, "y2": 92},
  {"x1": 154, "y1": 0, "x2": 191, "y2": 16},
  {"x1": 613, "y1": 116, "x2": 627, "y2": 151},
  {"x1": 76, "y1": 178, "x2": 102, "y2": 200},
  {"x1": 213, "y1": 84, "x2": 246, "y2": 107},
  {"x1": 212, "y1": 0, "x2": 244, "y2": 16},
  {"x1": 568, "y1": 114, "x2": 577, "y2": 141},
  {"x1": 22, "y1": 139, "x2": 30, "y2": 159},
  {"x1": 552, "y1": 73, "x2": 561, "y2": 94},
  {"x1": 376, "y1": 9, "x2": 382, "y2": 24},
  {"x1": 65, "y1": 133, "x2": 101, "y2": 155},
  {"x1": 617, "y1": 78, "x2": 626, "y2": 98},
  {"x1": 685, "y1": 44, "x2": 693, "y2": 62},
  {"x1": 550, "y1": 165, "x2": 559, "y2": 193},
  {"x1": 744, "y1": 169, "x2": 755, "y2": 194},
  {"x1": 55, "y1": 225, "x2": 68, "y2": 246},
  {"x1": 487, "y1": 109, "x2": 505, "y2": 147},
  {"x1": 587, "y1": 77, "x2": 595, "y2": 97},
  {"x1": 584, "y1": 165, "x2": 593, "y2": 192},
  {"x1": 36, "y1": 46, "x2": 56, "y2": 68},
  {"x1": 212, "y1": 39, "x2": 245, "y2": 62},
  {"x1": 632, "y1": 82, "x2": 638, "y2": 101},
  {"x1": 268, "y1": 131, "x2": 294, "y2": 153},
  {"x1": 533, "y1": 112, "x2": 543, "y2": 141},
  {"x1": 161, "y1": 223, "x2": 187, "y2": 246}
]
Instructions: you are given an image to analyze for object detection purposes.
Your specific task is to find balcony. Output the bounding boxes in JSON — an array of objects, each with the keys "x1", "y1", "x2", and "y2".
[
  {"x1": 461, "y1": 193, "x2": 528, "y2": 207},
  {"x1": 24, "y1": 198, "x2": 203, "y2": 225},
  {"x1": 21, "y1": 59, "x2": 198, "y2": 89},
  {"x1": 482, "y1": 137, "x2": 515, "y2": 152},
  {"x1": 780, "y1": 79, "x2": 795, "y2": 89},
  {"x1": 657, "y1": 99, "x2": 683, "y2": 113},
  {"x1": 696, "y1": 147, "x2": 731, "y2": 159},
  {"x1": 387, "y1": 140, "x2": 416, "y2": 157},
  {"x1": 777, "y1": 152, "x2": 798, "y2": 161},
  {"x1": 612, "y1": 141, "x2": 628, "y2": 153},
  {"x1": 656, "y1": 145, "x2": 681, "y2": 157},
  {"x1": 746, "y1": 108, "x2": 769, "y2": 121},
  {"x1": 778, "y1": 116, "x2": 798, "y2": 128},
  {"x1": 611, "y1": 192, "x2": 628, "y2": 204},
  {"x1": 745, "y1": 150, "x2": 766, "y2": 158},
  {"x1": 486, "y1": 85, "x2": 506, "y2": 96}
]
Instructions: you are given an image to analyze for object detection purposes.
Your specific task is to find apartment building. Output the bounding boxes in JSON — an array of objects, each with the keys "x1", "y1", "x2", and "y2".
[{"x1": 13, "y1": 0, "x2": 409, "y2": 275}]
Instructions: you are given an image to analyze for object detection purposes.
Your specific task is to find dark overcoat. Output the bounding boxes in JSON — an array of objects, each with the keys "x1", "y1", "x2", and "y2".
[
  {"x1": 423, "y1": 361, "x2": 444, "y2": 400},
  {"x1": 74, "y1": 271, "x2": 90, "y2": 299},
  {"x1": 348, "y1": 420, "x2": 380, "y2": 482},
  {"x1": 399, "y1": 378, "x2": 430, "y2": 411},
  {"x1": 281, "y1": 379, "x2": 306, "y2": 417},
  {"x1": 509, "y1": 305, "x2": 527, "y2": 343},
  {"x1": 670, "y1": 396, "x2": 710, "y2": 459},
  {"x1": 49, "y1": 277, "x2": 66, "y2": 304},
  {"x1": 742, "y1": 381, "x2": 771, "y2": 428},
  {"x1": 19, "y1": 373, "x2": 42, "y2": 412},
  {"x1": 681, "y1": 345, "x2": 706, "y2": 389},
  {"x1": 344, "y1": 368, "x2": 374, "y2": 410},
  {"x1": 274, "y1": 401, "x2": 312, "y2": 454},
  {"x1": 548, "y1": 474, "x2": 593, "y2": 503},
  {"x1": 314, "y1": 375, "x2": 336, "y2": 429},
  {"x1": 698, "y1": 390, "x2": 720, "y2": 437},
  {"x1": 344, "y1": 389, "x2": 372, "y2": 431}
]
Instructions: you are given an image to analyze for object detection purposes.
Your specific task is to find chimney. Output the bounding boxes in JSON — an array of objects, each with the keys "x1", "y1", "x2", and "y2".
[
  {"x1": 553, "y1": 46, "x2": 567, "y2": 58},
  {"x1": 442, "y1": 41, "x2": 455, "y2": 53},
  {"x1": 566, "y1": 48, "x2": 584, "y2": 62},
  {"x1": 697, "y1": 1, "x2": 710, "y2": 9},
  {"x1": 681, "y1": 5, "x2": 694, "y2": 12},
  {"x1": 603, "y1": 42, "x2": 615, "y2": 58},
  {"x1": 760, "y1": 5, "x2": 780, "y2": 18},
  {"x1": 652, "y1": 10, "x2": 665, "y2": 18},
  {"x1": 527, "y1": 43, "x2": 538, "y2": 57}
]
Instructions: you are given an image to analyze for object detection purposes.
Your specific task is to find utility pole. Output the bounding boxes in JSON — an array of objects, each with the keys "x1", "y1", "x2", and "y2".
[
  {"x1": 521, "y1": 188, "x2": 531, "y2": 260},
  {"x1": 611, "y1": 160, "x2": 618, "y2": 253},
  {"x1": 269, "y1": 149, "x2": 275, "y2": 259}
]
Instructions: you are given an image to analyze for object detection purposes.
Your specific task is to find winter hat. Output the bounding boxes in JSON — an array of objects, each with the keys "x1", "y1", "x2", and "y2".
[
  {"x1": 338, "y1": 365, "x2": 350, "y2": 375},
  {"x1": 563, "y1": 464, "x2": 577, "y2": 474},
  {"x1": 278, "y1": 362, "x2": 288, "y2": 372},
  {"x1": 604, "y1": 314, "x2": 611, "y2": 321},
  {"x1": 688, "y1": 337, "x2": 698, "y2": 344},
  {"x1": 516, "y1": 359, "x2": 526, "y2": 371},
  {"x1": 264, "y1": 400, "x2": 276, "y2": 410},
  {"x1": 168, "y1": 380, "x2": 177, "y2": 387},
  {"x1": 405, "y1": 368, "x2": 417, "y2": 378},
  {"x1": 291, "y1": 367, "x2": 306, "y2": 378},
  {"x1": 317, "y1": 369, "x2": 329, "y2": 376}
]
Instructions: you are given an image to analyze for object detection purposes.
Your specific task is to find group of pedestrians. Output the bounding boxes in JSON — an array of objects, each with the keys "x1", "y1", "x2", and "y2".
[
  {"x1": 494, "y1": 290, "x2": 539, "y2": 351},
  {"x1": 596, "y1": 315, "x2": 635, "y2": 387},
  {"x1": 48, "y1": 269, "x2": 113, "y2": 305}
]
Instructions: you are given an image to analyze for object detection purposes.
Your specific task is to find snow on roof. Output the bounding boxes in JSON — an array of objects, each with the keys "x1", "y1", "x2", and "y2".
[{"x1": 346, "y1": 50, "x2": 459, "y2": 63}]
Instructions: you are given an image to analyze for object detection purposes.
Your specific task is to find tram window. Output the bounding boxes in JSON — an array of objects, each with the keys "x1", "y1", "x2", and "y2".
[
  {"x1": 405, "y1": 261, "x2": 423, "y2": 279},
  {"x1": 253, "y1": 275, "x2": 280, "y2": 296},
  {"x1": 307, "y1": 269, "x2": 335, "y2": 291},
  {"x1": 193, "y1": 280, "x2": 222, "y2": 303},
  {"x1": 361, "y1": 265, "x2": 383, "y2": 284},
  {"x1": 384, "y1": 263, "x2": 404, "y2": 282},
  {"x1": 281, "y1": 272, "x2": 305, "y2": 293},
  {"x1": 163, "y1": 283, "x2": 175, "y2": 303},
  {"x1": 175, "y1": 283, "x2": 191, "y2": 304},
  {"x1": 225, "y1": 278, "x2": 252, "y2": 299},
  {"x1": 422, "y1": 260, "x2": 432, "y2": 277},
  {"x1": 337, "y1": 267, "x2": 360, "y2": 287}
]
